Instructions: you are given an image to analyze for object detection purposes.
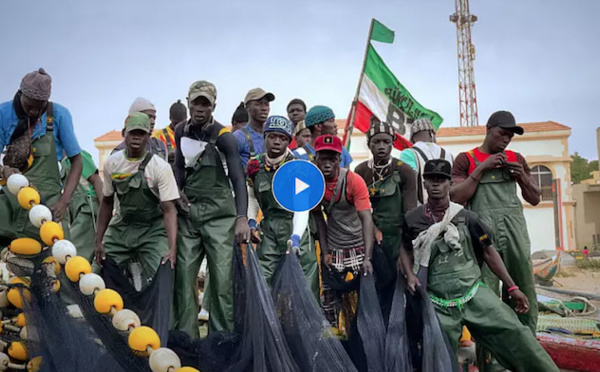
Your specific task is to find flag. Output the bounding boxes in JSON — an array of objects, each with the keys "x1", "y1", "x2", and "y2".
[{"x1": 370, "y1": 19, "x2": 395, "y2": 43}]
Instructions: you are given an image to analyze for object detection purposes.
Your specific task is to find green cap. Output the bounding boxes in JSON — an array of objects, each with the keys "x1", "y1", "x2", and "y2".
[
  {"x1": 188, "y1": 80, "x2": 217, "y2": 105},
  {"x1": 124, "y1": 112, "x2": 151, "y2": 134}
]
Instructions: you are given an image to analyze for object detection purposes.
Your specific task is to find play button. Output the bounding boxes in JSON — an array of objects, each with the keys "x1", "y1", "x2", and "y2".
[{"x1": 273, "y1": 160, "x2": 325, "y2": 212}]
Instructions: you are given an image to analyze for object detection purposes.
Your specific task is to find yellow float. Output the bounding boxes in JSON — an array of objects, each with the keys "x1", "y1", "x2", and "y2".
[
  {"x1": 7, "y1": 341, "x2": 28, "y2": 361},
  {"x1": 39, "y1": 221, "x2": 64, "y2": 246},
  {"x1": 8, "y1": 238, "x2": 42, "y2": 256},
  {"x1": 94, "y1": 289, "x2": 123, "y2": 314},
  {"x1": 128, "y1": 326, "x2": 160, "y2": 356},
  {"x1": 64, "y1": 256, "x2": 91, "y2": 282},
  {"x1": 17, "y1": 187, "x2": 40, "y2": 210}
]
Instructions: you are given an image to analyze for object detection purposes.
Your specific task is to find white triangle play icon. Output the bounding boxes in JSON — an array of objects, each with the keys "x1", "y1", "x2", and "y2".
[{"x1": 295, "y1": 178, "x2": 310, "y2": 195}]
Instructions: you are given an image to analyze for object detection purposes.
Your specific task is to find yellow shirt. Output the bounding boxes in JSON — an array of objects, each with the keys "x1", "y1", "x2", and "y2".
[{"x1": 152, "y1": 126, "x2": 176, "y2": 150}]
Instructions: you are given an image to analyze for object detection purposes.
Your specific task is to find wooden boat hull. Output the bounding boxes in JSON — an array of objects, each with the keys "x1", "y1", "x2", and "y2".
[{"x1": 537, "y1": 333, "x2": 600, "y2": 371}]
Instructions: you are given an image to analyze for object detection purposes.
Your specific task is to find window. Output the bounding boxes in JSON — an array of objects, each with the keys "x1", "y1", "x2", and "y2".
[{"x1": 531, "y1": 165, "x2": 553, "y2": 201}]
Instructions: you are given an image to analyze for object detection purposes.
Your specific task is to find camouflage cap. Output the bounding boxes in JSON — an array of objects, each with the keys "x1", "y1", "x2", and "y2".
[
  {"x1": 124, "y1": 112, "x2": 151, "y2": 134},
  {"x1": 244, "y1": 88, "x2": 275, "y2": 105},
  {"x1": 188, "y1": 80, "x2": 217, "y2": 105}
]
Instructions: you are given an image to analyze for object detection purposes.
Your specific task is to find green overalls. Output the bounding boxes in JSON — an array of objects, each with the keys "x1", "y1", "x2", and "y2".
[
  {"x1": 173, "y1": 126, "x2": 235, "y2": 336},
  {"x1": 252, "y1": 154, "x2": 319, "y2": 300},
  {"x1": 60, "y1": 156, "x2": 98, "y2": 262},
  {"x1": 0, "y1": 103, "x2": 66, "y2": 247},
  {"x1": 102, "y1": 152, "x2": 168, "y2": 284},
  {"x1": 427, "y1": 216, "x2": 558, "y2": 372},
  {"x1": 467, "y1": 153, "x2": 538, "y2": 334},
  {"x1": 368, "y1": 161, "x2": 404, "y2": 266}
]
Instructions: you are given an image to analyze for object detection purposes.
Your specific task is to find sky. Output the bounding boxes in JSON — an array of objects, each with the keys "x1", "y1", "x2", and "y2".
[{"x1": 1, "y1": 0, "x2": 599, "y2": 161}]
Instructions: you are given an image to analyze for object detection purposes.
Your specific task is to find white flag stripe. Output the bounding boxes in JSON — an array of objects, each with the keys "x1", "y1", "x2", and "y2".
[{"x1": 358, "y1": 74, "x2": 390, "y2": 122}]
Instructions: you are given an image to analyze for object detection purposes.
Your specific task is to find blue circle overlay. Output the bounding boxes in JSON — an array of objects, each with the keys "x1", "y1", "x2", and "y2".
[{"x1": 272, "y1": 160, "x2": 325, "y2": 213}]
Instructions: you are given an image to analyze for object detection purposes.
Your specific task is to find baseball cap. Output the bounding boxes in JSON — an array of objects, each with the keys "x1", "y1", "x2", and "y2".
[
  {"x1": 124, "y1": 112, "x2": 151, "y2": 134},
  {"x1": 244, "y1": 88, "x2": 275, "y2": 105},
  {"x1": 188, "y1": 81, "x2": 217, "y2": 105},
  {"x1": 314, "y1": 134, "x2": 342, "y2": 154},
  {"x1": 423, "y1": 159, "x2": 452, "y2": 180},
  {"x1": 264, "y1": 115, "x2": 293, "y2": 140},
  {"x1": 486, "y1": 111, "x2": 524, "y2": 135}
]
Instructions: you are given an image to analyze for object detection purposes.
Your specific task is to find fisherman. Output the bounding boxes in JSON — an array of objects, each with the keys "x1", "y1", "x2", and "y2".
[
  {"x1": 173, "y1": 80, "x2": 250, "y2": 336},
  {"x1": 246, "y1": 116, "x2": 319, "y2": 300},
  {"x1": 231, "y1": 101, "x2": 248, "y2": 133},
  {"x1": 313, "y1": 134, "x2": 374, "y2": 333},
  {"x1": 287, "y1": 98, "x2": 307, "y2": 149},
  {"x1": 61, "y1": 149, "x2": 102, "y2": 262},
  {"x1": 293, "y1": 106, "x2": 353, "y2": 168},
  {"x1": 94, "y1": 112, "x2": 178, "y2": 283},
  {"x1": 355, "y1": 121, "x2": 418, "y2": 315},
  {"x1": 153, "y1": 99, "x2": 188, "y2": 166},
  {"x1": 233, "y1": 88, "x2": 275, "y2": 168},
  {"x1": 0, "y1": 68, "x2": 82, "y2": 245},
  {"x1": 399, "y1": 118, "x2": 453, "y2": 204},
  {"x1": 112, "y1": 97, "x2": 168, "y2": 161},
  {"x1": 399, "y1": 159, "x2": 558, "y2": 372},
  {"x1": 294, "y1": 120, "x2": 311, "y2": 149},
  {"x1": 450, "y1": 111, "x2": 540, "y2": 335}
]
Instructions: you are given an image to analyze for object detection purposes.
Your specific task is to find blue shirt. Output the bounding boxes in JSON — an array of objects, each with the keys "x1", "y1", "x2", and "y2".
[
  {"x1": 233, "y1": 124, "x2": 264, "y2": 167},
  {"x1": 0, "y1": 100, "x2": 81, "y2": 161},
  {"x1": 292, "y1": 143, "x2": 353, "y2": 168}
]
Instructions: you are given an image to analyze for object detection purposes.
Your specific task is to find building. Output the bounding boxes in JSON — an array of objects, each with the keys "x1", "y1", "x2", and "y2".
[
  {"x1": 94, "y1": 120, "x2": 575, "y2": 253},
  {"x1": 572, "y1": 128, "x2": 600, "y2": 250},
  {"x1": 346, "y1": 120, "x2": 575, "y2": 253}
]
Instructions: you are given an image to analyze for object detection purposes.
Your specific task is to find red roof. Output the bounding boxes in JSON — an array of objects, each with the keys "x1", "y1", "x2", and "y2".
[
  {"x1": 436, "y1": 121, "x2": 571, "y2": 137},
  {"x1": 94, "y1": 130, "x2": 122, "y2": 142}
]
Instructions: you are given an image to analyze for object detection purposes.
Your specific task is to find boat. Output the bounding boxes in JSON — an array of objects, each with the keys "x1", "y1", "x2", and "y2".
[
  {"x1": 532, "y1": 251, "x2": 561, "y2": 283},
  {"x1": 537, "y1": 333, "x2": 600, "y2": 371}
]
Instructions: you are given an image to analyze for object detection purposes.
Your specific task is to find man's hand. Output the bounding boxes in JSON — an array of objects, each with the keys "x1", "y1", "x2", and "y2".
[
  {"x1": 248, "y1": 219, "x2": 261, "y2": 244},
  {"x1": 94, "y1": 241, "x2": 105, "y2": 266},
  {"x1": 50, "y1": 198, "x2": 69, "y2": 222},
  {"x1": 162, "y1": 248, "x2": 177, "y2": 269},
  {"x1": 235, "y1": 216, "x2": 251, "y2": 244},
  {"x1": 362, "y1": 258, "x2": 373, "y2": 276},
  {"x1": 406, "y1": 273, "x2": 421, "y2": 294},
  {"x1": 1, "y1": 166, "x2": 20, "y2": 180},
  {"x1": 176, "y1": 191, "x2": 191, "y2": 215},
  {"x1": 509, "y1": 288, "x2": 530, "y2": 314},
  {"x1": 507, "y1": 162, "x2": 527, "y2": 183},
  {"x1": 478, "y1": 153, "x2": 507, "y2": 172},
  {"x1": 374, "y1": 226, "x2": 383, "y2": 245},
  {"x1": 322, "y1": 253, "x2": 332, "y2": 266},
  {"x1": 286, "y1": 234, "x2": 301, "y2": 255}
]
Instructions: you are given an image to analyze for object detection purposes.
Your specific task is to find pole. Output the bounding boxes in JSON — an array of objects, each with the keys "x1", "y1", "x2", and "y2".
[{"x1": 343, "y1": 18, "x2": 375, "y2": 149}]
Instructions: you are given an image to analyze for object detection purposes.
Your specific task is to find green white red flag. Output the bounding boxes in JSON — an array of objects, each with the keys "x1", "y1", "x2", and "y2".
[{"x1": 343, "y1": 19, "x2": 443, "y2": 150}]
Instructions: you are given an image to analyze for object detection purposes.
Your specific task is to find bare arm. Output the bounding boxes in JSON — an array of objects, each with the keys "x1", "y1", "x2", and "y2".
[
  {"x1": 52, "y1": 153, "x2": 83, "y2": 221},
  {"x1": 94, "y1": 194, "x2": 114, "y2": 265},
  {"x1": 450, "y1": 152, "x2": 505, "y2": 204},
  {"x1": 88, "y1": 172, "x2": 103, "y2": 204},
  {"x1": 509, "y1": 156, "x2": 541, "y2": 205},
  {"x1": 160, "y1": 200, "x2": 178, "y2": 269},
  {"x1": 482, "y1": 245, "x2": 515, "y2": 289},
  {"x1": 359, "y1": 210, "x2": 374, "y2": 260}
]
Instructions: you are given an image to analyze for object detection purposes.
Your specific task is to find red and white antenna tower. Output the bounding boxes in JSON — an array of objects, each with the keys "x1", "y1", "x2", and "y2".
[{"x1": 450, "y1": 0, "x2": 479, "y2": 127}]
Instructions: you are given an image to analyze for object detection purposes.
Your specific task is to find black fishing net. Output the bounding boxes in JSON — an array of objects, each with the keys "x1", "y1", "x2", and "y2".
[
  {"x1": 101, "y1": 257, "x2": 173, "y2": 345},
  {"x1": 418, "y1": 286, "x2": 456, "y2": 372},
  {"x1": 16, "y1": 255, "x2": 130, "y2": 372},
  {"x1": 357, "y1": 273, "x2": 386, "y2": 372},
  {"x1": 384, "y1": 274, "x2": 413, "y2": 372},
  {"x1": 272, "y1": 252, "x2": 358, "y2": 372}
]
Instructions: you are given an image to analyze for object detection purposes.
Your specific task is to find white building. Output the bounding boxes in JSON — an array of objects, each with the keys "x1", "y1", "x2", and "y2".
[{"x1": 345, "y1": 120, "x2": 574, "y2": 253}]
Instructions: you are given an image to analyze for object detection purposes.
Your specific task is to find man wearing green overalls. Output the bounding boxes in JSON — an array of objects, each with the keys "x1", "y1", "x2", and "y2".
[
  {"x1": 246, "y1": 116, "x2": 319, "y2": 300},
  {"x1": 173, "y1": 81, "x2": 250, "y2": 336},
  {"x1": 95, "y1": 112, "x2": 178, "y2": 284},
  {"x1": 451, "y1": 111, "x2": 540, "y2": 331},
  {"x1": 355, "y1": 121, "x2": 418, "y2": 316},
  {"x1": 0, "y1": 68, "x2": 82, "y2": 248},
  {"x1": 61, "y1": 150, "x2": 102, "y2": 262},
  {"x1": 400, "y1": 159, "x2": 558, "y2": 372}
]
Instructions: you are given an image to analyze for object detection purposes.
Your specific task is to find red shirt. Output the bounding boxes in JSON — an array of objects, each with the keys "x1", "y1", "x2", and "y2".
[
  {"x1": 323, "y1": 170, "x2": 371, "y2": 212},
  {"x1": 452, "y1": 147, "x2": 530, "y2": 181}
]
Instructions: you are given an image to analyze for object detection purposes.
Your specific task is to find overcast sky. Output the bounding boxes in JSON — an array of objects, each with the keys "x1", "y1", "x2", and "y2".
[{"x1": 1, "y1": 0, "x2": 598, "y2": 161}]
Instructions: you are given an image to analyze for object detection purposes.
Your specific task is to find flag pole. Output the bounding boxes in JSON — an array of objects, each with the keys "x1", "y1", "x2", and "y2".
[{"x1": 343, "y1": 18, "x2": 375, "y2": 149}]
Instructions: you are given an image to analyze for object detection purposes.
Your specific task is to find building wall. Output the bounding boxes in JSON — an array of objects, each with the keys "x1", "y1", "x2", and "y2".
[
  {"x1": 96, "y1": 141, "x2": 121, "y2": 177},
  {"x1": 348, "y1": 128, "x2": 574, "y2": 253},
  {"x1": 573, "y1": 181, "x2": 600, "y2": 249}
]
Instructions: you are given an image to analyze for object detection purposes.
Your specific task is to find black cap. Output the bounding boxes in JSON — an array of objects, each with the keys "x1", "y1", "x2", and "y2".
[
  {"x1": 486, "y1": 111, "x2": 524, "y2": 135},
  {"x1": 423, "y1": 159, "x2": 452, "y2": 180}
]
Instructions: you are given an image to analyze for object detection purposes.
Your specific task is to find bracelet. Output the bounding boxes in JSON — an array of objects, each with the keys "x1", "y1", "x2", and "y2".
[{"x1": 507, "y1": 285, "x2": 519, "y2": 293}]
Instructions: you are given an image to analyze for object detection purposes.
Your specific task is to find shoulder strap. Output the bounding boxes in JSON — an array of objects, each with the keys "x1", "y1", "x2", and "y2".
[
  {"x1": 467, "y1": 150, "x2": 479, "y2": 166},
  {"x1": 241, "y1": 128, "x2": 255, "y2": 157},
  {"x1": 440, "y1": 147, "x2": 446, "y2": 160},
  {"x1": 412, "y1": 146, "x2": 429, "y2": 162},
  {"x1": 209, "y1": 124, "x2": 220, "y2": 146},
  {"x1": 138, "y1": 152, "x2": 154, "y2": 172},
  {"x1": 45, "y1": 102, "x2": 54, "y2": 132},
  {"x1": 326, "y1": 168, "x2": 348, "y2": 215},
  {"x1": 162, "y1": 128, "x2": 172, "y2": 150}
]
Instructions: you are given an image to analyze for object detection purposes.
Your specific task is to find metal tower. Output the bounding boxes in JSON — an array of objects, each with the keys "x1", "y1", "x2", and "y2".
[{"x1": 450, "y1": 0, "x2": 479, "y2": 127}]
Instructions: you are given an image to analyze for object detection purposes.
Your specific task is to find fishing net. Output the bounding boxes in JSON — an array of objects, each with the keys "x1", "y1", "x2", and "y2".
[
  {"x1": 357, "y1": 273, "x2": 386, "y2": 372},
  {"x1": 101, "y1": 257, "x2": 173, "y2": 345},
  {"x1": 225, "y1": 244, "x2": 299, "y2": 372},
  {"x1": 272, "y1": 252, "x2": 358, "y2": 372},
  {"x1": 384, "y1": 274, "x2": 413, "y2": 372},
  {"x1": 15, "y1": 255, "x2": 131, "y2": 372}
]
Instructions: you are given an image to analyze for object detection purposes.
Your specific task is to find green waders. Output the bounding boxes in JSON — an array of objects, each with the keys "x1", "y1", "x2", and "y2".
[
  {"x1": 102, "y1": 153, "x2": 168, "y2": 285},
  {"x1": 173, "y1": 128, "x2": 235, "y2": 336},
  {"x1": 252, "y1": 155, "x2": 319, "y2": 301},
  {"x1": 428, "y1": 217, "x2": 558, "y2": 372},
  {"x1": 60, "y1": 158, "x2": 98, "y2": 263},
  {"x1": 0, "y1": 105, "x2": 65, "y2": 247}
]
